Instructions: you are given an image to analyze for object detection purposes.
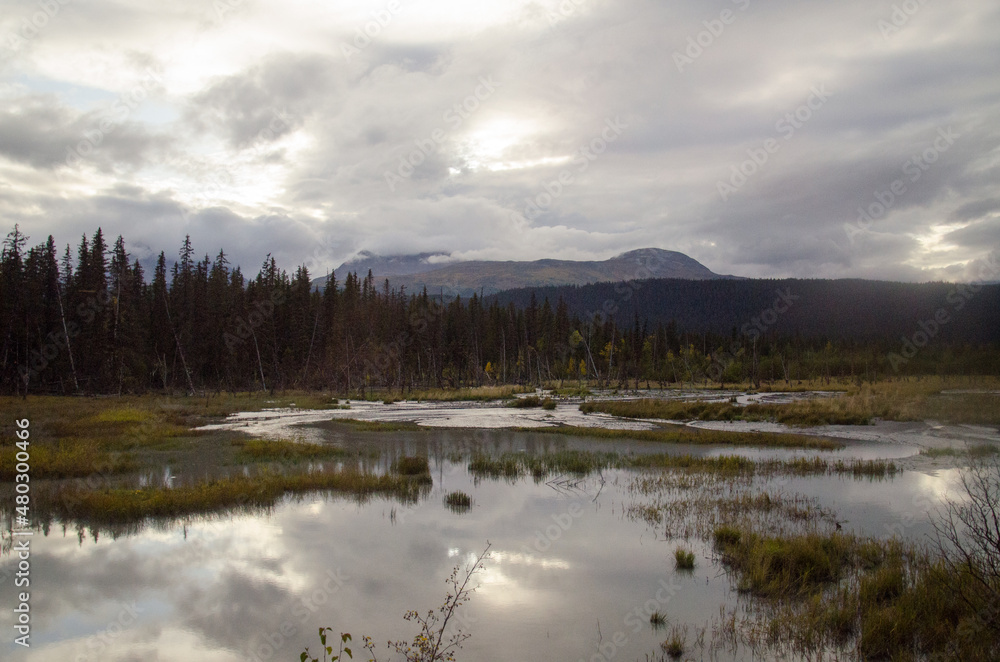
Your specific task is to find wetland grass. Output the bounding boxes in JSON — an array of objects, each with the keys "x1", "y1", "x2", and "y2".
[
  {"x1": 920, "y1": 444, "x2": 999, "y2": 459},
  {"x1": 517, "y1": 423, "x2": 844, "y2": 450},
  {"x1": 674, "y1": 548, "x2": 696, "y2": 570},
  {"x1": 580, "y1": 375, "x2": 1000, "y2": 427},
  {"x1": 353, "y1": 385, "x2": 532, "y2": 402},
  {"x1": 508, "y1": 395, "x2": 543, "y2": 407},
  {"x1": 320, "y1": 418, "x2": 425, "y2": 432},
  {"x1": 581, "y1": 398, "x2": 870, "y2": 426},
  {"x1": 230, "y1": 438, "x2": 350, "y2": 462},
  {"x1": 444, "y1": 490, "x2": 472, "y2": 511},
  {"x1": 710, "y1": 525, "x2": 1000, "y2": 659},
  {"x1": 392, "y1": 455, "x2": 431, "y2": 476},
  {"x1": 0, "y1": 440, "x2": 137, "y2": 480},
  {"x1": 661, "y1": 627, "x2": 685, "y2": 659},
  {"x1": 469, "y1": 450, "x2": 617, "y2": 479},
  {"x1": 468, "y1": 450, "x2": 896, "y2": 481},
  {"x1": 712, "y1": 527, "x2": 856, "y2": 597},
  {"x1": 39, "y1": 469, "x2": 430, "y2": 524}
]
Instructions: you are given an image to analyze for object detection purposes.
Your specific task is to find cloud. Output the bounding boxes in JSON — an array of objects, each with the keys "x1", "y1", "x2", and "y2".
[
  {"x1": 185, "y1": 52, "x2": 340, "y2": 148},
  {"x1": 0, "y1": 93, "x2": 165, "y2": 170},
  {"x1": 2, "y1": 0, "x2": 1000, "y2": 281}
]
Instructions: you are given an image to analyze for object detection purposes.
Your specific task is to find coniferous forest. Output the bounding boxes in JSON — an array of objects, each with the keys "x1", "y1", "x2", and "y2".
[{"x1": 2, "y1": 225, "x2": 999, "y2": 396}]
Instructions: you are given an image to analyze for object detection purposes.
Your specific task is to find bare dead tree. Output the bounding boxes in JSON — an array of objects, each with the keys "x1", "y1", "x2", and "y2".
[{"x1": 933, "y1": 452, "x2": 1000, "y2": 637}]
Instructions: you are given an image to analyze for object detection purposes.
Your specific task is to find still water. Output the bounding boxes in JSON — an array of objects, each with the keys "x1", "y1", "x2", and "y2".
[{"x1": 0, "y1": 426, "x2": 965, "y2": 662}]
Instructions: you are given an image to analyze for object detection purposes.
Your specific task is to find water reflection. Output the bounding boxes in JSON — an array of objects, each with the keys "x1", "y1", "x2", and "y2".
[{"x1": 0, "y1": 427, "x2": 970, "y2": 662}]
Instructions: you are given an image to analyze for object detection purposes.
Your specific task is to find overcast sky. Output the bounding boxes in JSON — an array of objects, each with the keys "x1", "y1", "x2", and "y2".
[{"x1": 1, "y1": 0, "x2": 998, "y2": 281}]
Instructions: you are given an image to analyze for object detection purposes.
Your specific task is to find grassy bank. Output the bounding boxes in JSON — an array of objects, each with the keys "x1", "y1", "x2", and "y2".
[
  {"x1": 579, "y1": 376, "x2": 1000, "y2": 426},
  {"x1": 40, "y1": 469, "x2": 431, "y2": 523},
  {"x1": 0, "y1": 395, "x2": 373, "y2": 480},
  {"x1": 712, "y1": 525, "x2": 1000, "y2": 659},
  {"x1": 581, "y1": 398, "x2": 870, "y2": 426},
  {"x1": 312, "y1": 418, "x2": 425, "y2": 432},
  {"x1": 351, "y1": 385, "x2": 533, "y2": 402}
]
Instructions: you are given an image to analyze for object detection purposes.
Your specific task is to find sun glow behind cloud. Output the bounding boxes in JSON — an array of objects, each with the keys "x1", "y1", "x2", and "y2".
[{"x1": 455, "y1": 116, "x2": 572, "y2": 172}]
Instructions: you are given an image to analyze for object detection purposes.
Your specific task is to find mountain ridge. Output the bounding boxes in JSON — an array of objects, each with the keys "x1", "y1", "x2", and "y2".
[{"x1": 312, "y1": 247, "x2": 737, "y2": 296}]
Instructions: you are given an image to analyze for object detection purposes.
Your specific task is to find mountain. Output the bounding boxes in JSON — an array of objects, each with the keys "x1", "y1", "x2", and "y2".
[
  {"x1": 311, "y1": 248, "x2": 735, "y2": 295},
  {"x1": 330, "y1": 251, "x2": 449, "y2": 279}
]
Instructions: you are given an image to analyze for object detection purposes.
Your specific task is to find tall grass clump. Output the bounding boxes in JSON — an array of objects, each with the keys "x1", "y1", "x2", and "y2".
[
  {"x1": 444, "y1": 491, "x2": 472, "y2": 512},
  {"x1": 713, "y1": 527, "x2": 854, "y2": 597},
  {"x1": 661, "y1": 626, "x2": 685, "y2": 659},
  {"x1": 674, "y1": 548, "x2": 696, "y2": 570},
  {"x1": 392, "y1": 456, "x2": 430, "y2": 476},
  {"x1": 508, "y1": 395, "x2": 542, "y2": 408}
]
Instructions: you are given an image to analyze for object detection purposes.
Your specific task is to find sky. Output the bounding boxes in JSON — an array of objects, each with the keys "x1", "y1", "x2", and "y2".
[{"x1": 1, "y1": 0, "x2": 999, "y2": 282}]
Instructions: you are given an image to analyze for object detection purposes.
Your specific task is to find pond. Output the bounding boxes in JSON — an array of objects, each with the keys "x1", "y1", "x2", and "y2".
[{"x1": 0, "y1": 418, "x2": 970, "y2": 662}]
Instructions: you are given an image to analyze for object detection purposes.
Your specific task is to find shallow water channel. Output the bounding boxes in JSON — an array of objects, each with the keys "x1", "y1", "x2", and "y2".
[{"x1": 1, "y1": 398, "x2": 985, "y2": 662}]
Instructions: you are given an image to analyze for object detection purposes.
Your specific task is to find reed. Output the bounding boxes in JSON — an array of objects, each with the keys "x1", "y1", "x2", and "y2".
[{"x1": 519, "y1": 424, "x2": 843, "y2": 450}]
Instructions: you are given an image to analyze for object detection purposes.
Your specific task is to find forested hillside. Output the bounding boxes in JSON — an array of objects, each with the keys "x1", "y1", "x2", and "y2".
[
  {"x1": 492, "y1": 278, "x2": 1000, "y2": 344},
  {"x1": 2, "y1": 225, "x2": 998, "y2": 396}
]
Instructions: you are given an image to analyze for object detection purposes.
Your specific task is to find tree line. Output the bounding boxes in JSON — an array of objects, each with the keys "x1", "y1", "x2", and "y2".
[{"x1": 2, "y1": 225, "x2": 998, "y2": 396}]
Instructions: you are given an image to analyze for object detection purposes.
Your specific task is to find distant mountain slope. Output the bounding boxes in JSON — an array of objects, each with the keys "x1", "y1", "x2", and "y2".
[
  {"x1": 491, "y1": 278, "x2": 1000, "y2": 343},
  {"x1": 312, "y1": 248, "x2": 734, "y2": 295},
  {"x1": 333, "y1": 251, "x2": 449, "y2": 278}
]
